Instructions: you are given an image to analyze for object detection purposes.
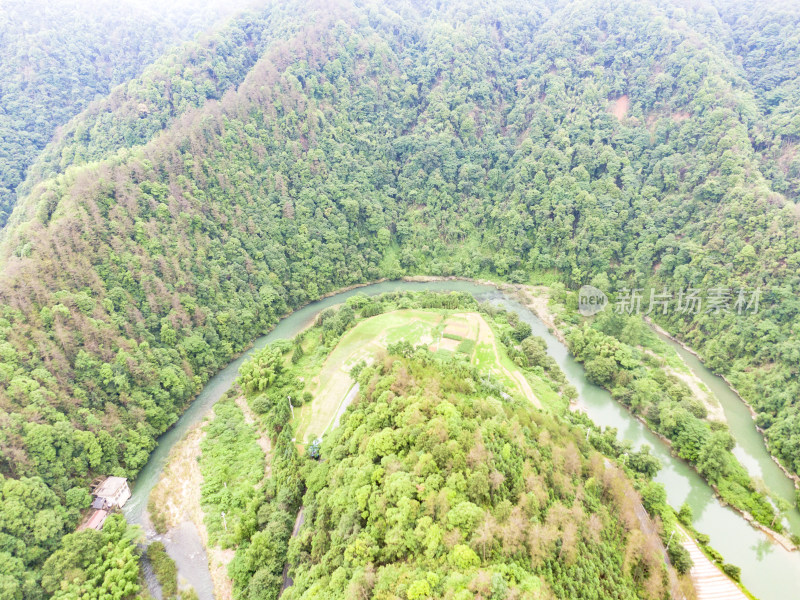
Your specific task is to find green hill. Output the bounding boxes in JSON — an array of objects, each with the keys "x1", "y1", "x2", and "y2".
[
  {"x1": 277, "y1": 350, "x2": 672, "y2": 600},
  {"x1": 0, "y1": 0, "x2": 256, "y2": 227},
  {"x1": 0, "y1": 0, "x2": 799, "y2": 595},
  {"x1": 222, "y1": 294, "x2": 682, "y2": 600}
]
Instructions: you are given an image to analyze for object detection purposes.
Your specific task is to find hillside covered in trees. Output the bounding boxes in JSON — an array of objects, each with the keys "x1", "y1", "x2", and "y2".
[
  {"x1": 0, "y1": 0, "x2": 799, "y2": 596},
  {"x1": 275, "y1": 350, "x2": 675, "y2": 600},
  {"x1": 221, "y1": 292, "x2": 687, "y2": 600},
  {"x1": 0, "y1": 0, "x2": 257, "y2": 227}
]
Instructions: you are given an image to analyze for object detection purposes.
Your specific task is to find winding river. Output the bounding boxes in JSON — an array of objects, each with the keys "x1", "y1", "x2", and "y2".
[
  {"x1": 660, "y1": 335, "x2": 800, "y2": 536},
  {"x1": 123, "y1": 281, "x2": 800, "y2": 600}
]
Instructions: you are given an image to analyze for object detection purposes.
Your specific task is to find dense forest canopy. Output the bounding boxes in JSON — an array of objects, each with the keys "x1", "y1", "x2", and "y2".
[
  {"x1": 0, "y1": 0, "x2": 257, "y2": 228},
  {"x1": 712, "y1": 0, "x2": 800, "y2": 198},
  {"x1": 0, "y1": 0, "x2": 799, "y2": 596},
  {"x1": 283, "y1": 350, "x2": 673, "y2": 599}
]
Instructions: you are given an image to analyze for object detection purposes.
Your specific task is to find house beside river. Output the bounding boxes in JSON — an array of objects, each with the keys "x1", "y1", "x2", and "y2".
[{"x1": 77, "y1": 476, "x2": 131, "y2": 531}]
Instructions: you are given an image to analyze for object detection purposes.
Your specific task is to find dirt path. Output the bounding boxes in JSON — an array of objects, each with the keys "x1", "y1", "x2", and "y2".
[
  {"x1": 330, "y1": 383, "x2": 360, "y2": 433},
  {"x1": 508, "y1": 369, "x2": 541, "y2": 409}
]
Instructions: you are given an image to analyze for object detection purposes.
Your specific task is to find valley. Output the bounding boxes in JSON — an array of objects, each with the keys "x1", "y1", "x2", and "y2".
[{"x1": 2, "y1": 1, "x2": 800, "y2": 599}]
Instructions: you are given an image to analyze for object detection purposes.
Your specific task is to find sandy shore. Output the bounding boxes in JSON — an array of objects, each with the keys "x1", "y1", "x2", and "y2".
[{"x1": 149, "y1": 422, "x2": 235, "y2": 599}]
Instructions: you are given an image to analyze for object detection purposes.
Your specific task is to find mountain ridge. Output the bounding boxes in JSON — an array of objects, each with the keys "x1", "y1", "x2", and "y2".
[{"x1": 1, "y1": 0, "x2": 799, "y2": 596}]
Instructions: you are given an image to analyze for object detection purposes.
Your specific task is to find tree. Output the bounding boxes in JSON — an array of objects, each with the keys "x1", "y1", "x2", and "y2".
[
  {"x1": 627, "y1": 445, "x2": 661, "y2": 479},
  {"x1": 584, "y1": 356, "x2": 618, "y2": 385},
  {"x1": 512, "y1": 321, "x2": 532, "y2": 342},
  {"x1": 667, "y1": 543, "x2": 693, "y2": 575},
  {"x1": 521, "y1": 336, "x2": 548, "y2": 367},
  {"x1": 449, "y1": 544, "x2": 480, "y2": 570},
  {"x1": 678, "y1": 503, "x2": 693, "y2": 526},
  {"x1": 472, "y1": 512, "x2": 497, "y2": 562},
  {"x1": 697, "y1": 431, "x2": 733, "y2": 483},
  {"x1": 45, "y1": 515, "x2": 141, "y2": 600},
  {"x1": 238, "y1": 345, "x2": 284, "y2": 394},
  {"x1": 722, "y1": 563, "x2": 741, "y2": 582}
]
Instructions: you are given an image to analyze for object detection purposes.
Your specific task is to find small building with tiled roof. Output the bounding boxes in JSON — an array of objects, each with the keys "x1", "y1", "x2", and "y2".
[{"x1": 77, "y1": 509, "x2": 109, "y2": 531}]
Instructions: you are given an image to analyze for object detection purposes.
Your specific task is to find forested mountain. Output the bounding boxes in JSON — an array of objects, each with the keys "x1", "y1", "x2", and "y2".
[
  {"x1": 276, "y1": 348, "x2": 674, "y2": 599},
  {"x1": 0, "y1": 0, "x2": 799, "y2": 596},
  {"x1": 713, "y1": 0, "x2": 800, "y2": 198},
  {"x1": 9, "y1": 3, "x2": 312, "y2": 224},
  {"x1": 0, "y1": 0, "x2": 256, "y2": 227}
]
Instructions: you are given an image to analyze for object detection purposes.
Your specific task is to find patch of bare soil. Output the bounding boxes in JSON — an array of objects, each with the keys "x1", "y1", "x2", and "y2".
[
  {"x1": 671, "y1": 111, "x2": 691, "y2": 122},
  {"x1": 437, "y1": 337, "x2": 461, "y2": 352},
  {"x1": 609, "y1": 94, "x2": 629, "y2": 120},
  {"x1": 443, "y1": 320, "x2": 470, "y2": 339}
]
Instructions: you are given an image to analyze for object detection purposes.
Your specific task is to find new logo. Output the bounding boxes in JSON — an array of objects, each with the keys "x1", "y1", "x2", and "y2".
[{"x1": 578, "y1": 285, "x2": 608, "y2": 316}]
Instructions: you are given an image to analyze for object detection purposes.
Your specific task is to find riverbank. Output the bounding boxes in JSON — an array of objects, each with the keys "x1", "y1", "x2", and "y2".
[
  {"x1": 494, "y1": 282, "x2": 797, "y2": 550},
  {"x1": 401, "y1": 276, "x2": 565, "y2": 336},
  {"x1": 149, "y1": 421, "x2": 235, "y2": 600},
  {"x1": 646, "y1": 317, "x2": 800, "y2": 491}
]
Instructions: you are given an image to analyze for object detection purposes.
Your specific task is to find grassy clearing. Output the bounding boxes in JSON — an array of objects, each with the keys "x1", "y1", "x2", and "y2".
[
  {"x1": 470, "y1": 313, "x2": 542, "y2": 408},
  {"x1": 528, "y1": 375, "x2": 565, "y2": 411},
  {"x1": 456, "y1": 338, "x2": 475, "y2": 354},
  {"x1": 294, "y1": 310, "x2": 444, "y2": 442},
  {"x1": 293, "y1": 309, "x2": 545, "y2": 444}
]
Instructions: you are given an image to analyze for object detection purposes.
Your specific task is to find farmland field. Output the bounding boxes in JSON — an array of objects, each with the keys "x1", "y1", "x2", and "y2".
[{"x1": 293, "y1": 309, "x2": 542, "y2": 442}]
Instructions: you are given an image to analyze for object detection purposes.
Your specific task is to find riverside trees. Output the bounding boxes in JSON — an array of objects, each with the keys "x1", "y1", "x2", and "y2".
[{"x1": 1, "y1": 0, "x2": 800, "y2": 594}]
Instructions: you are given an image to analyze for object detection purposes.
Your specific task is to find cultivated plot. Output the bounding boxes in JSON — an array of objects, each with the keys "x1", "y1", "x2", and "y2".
[{"x1": 294, "y1": 309, "x2": 541, "y2": 443}]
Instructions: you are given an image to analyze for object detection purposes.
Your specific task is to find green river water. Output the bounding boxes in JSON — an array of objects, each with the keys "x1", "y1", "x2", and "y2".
[{"x1": 123, "y1": 281, "x2": 800, "y2": 599}]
